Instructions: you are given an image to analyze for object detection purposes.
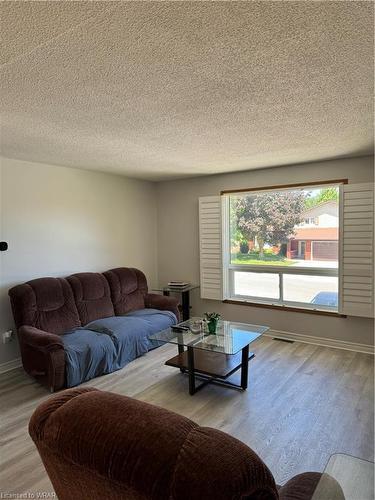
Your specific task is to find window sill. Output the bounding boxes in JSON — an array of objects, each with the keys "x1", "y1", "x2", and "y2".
[{"x1": 222, "y1": 299, "x2": 347, "y2": 317}]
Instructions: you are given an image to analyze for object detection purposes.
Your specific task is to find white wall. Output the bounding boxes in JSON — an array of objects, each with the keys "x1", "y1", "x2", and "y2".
[
  {"x1": 1, "y1": 155, "x2": 373, "y2": 367},
  {"x1": 156, "y1": 156, "x2": 374, "y2": 347},
  {"x1": 0, "y1": 158, "x2": 158, "y2": 365}
]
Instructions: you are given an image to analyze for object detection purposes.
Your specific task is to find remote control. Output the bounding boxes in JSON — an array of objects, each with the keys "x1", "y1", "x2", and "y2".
[{"x1": 172, "y1": 326, "x2": 189, "y2": 332}]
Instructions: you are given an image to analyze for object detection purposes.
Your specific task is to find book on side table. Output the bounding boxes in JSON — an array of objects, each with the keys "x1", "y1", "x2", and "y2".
[{"x1": 167, "y1": 281, "x2": 191, "y2": 287}]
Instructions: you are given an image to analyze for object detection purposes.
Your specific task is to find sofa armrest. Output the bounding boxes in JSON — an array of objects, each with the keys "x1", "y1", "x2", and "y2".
[
  {"x1": 145, "y1": 293, "x2": 180, "y2": 321},
  {"x1": 19, "y1": 325, "x2": 64, "y2": 352},
  {"x1": 278, "y1": 472, "x2": 345, "y2": 500},
  {"x1": 18, "y1": 326, "x2": 65, "y2": 392}
]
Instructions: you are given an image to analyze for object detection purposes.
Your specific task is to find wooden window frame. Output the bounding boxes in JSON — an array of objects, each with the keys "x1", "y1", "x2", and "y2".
[{"x1": 222, "y1": 180, "x2": 346, "y2": 313}]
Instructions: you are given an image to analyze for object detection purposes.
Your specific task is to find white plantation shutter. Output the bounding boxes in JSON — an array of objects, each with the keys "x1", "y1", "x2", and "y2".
[
  {"x1": 340, "y1": 183, "x2": 374, "y2": 317},
  {"x1": 199, "y1": 196, "x2": 223, "y2": 300}
]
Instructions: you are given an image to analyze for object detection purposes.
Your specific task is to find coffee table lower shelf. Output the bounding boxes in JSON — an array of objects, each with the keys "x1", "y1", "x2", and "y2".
[{"x1": 165, "y1": 347, "x2": 255, "y2": 395}]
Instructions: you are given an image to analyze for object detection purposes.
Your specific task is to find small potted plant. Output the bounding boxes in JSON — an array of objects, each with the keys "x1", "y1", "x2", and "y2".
[{"x1": 204, "y1": 312, "x2": 221, "y2": 334}]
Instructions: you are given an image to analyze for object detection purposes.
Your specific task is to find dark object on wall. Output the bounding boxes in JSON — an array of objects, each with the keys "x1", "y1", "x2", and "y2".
[
  {"x1": 29, "y1": 387, "x2": 345, "y2": 500},
  {"x1": 8, "y1": 267, "x2": 180, "y2": 392},
  {"x1": 0, "y1": 241, "x2": 8, "y2": 251}
]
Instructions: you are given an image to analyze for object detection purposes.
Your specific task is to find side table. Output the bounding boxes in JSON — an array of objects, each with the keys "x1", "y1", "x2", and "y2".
[{"x1": 152, "y1": 284, "x2": 199, "y2": 321}]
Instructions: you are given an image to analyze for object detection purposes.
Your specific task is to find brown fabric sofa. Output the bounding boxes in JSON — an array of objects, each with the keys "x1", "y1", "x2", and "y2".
[
  {"x1": 9, "y1": 268, "x2": 179, "y2": 392},
  {"x1": 29, "y1": 387, "x2": 344, "y2": 500}
]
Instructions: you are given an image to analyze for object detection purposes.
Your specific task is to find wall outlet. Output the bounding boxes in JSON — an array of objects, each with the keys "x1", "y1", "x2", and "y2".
[{"x1": 2, "y1": 330, "x2": 14, "y2": 344}]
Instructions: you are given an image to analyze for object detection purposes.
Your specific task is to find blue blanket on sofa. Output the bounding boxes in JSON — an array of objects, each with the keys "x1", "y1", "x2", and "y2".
[{"x1": 62, "y1": 308, "x2": 176, "y2": 387}]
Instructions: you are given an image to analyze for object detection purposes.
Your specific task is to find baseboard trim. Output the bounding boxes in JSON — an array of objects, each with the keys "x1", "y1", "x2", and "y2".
[
  {"x1": 266, "y1": 329, "x2": 374, "y2": 355},
  {"x1": 0, "y1": 357, "x2": 22, "y2": 374}
]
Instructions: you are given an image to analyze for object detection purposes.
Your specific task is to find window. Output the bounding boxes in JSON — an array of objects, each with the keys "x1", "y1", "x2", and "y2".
[
  {"x1": 199, "y1": 182, "x2": 373, "y2": 317},
  {"x1": 225, "y1": 183, "x2": 340, "y2": 311}
]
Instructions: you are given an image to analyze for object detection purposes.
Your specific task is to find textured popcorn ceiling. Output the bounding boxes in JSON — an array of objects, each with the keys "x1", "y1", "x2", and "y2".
[{"x1": 1, "y1": 1, "x2": 373, "y2": 181}]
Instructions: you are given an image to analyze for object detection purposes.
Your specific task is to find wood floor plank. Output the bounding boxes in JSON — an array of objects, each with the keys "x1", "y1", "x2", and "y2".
[{"x1": 0, "y1": 337, "x2": 373, "y2": 496}]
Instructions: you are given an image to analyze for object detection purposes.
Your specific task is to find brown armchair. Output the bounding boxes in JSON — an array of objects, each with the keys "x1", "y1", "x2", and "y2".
[{"x1": 29, "y1": 388, "x2": 344, "y2": 500}]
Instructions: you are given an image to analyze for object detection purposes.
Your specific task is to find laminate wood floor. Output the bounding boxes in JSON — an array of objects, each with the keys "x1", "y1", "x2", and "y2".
[{"x1": 0, "y1": 337, "x2": 373, "y2": 498}]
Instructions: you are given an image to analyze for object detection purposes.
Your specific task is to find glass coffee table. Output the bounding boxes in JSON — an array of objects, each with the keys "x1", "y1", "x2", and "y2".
[{"x1": 150, "y1": 318, "x2": 268, "y2": 395}]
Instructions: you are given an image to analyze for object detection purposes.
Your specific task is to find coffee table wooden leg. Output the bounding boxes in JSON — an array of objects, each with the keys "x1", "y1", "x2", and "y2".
[
  {"x1": 241, "y1": 345, "x2": 249, "y2": 390},
  {"x1": 187, "y1": 346, "x2": 196, "y2": 395}
]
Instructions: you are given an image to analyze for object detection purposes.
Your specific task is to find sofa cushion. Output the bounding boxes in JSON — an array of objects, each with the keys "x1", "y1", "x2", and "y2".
[
  {"x1": 9, "y1": 278, "x2": 81, "y2": 334},
  {"x1": 104, "y1": 267, "x2": 148, "y2": 315},
  {"x1": 67, "y1": 273, "x2": 115, "y2": 325},
  {"x1": 87, "y1": 308, "x2": 177, "y2": 357},
  {"x1": 62, "y1": 309, "x2": 176, "y2": 387},
  {"x1": 62, "y1": 329, "x2": 118, "y2": 387}
]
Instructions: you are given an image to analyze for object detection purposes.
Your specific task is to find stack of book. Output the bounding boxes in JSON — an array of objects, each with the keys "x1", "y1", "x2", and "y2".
[{"x1": 167, "y1": 281, "x2": 190, "y2": 288}]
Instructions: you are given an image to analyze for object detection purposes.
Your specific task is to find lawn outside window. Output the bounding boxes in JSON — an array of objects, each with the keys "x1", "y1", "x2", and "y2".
[{"x1": 223, "y1": 183, "x2": 342, "y2": 312}]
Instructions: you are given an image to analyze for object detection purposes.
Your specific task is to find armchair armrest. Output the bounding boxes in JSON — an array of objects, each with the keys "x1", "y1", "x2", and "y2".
[
  {"x1": 278, "y1": 472, "x2": 345, "y2": 500},
  {"x1": 145, "y1": 293, "x2": 180, "y2": 321},
  {"x1": 19, "y1": 325, "x2": 64, "y2": 352}
]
